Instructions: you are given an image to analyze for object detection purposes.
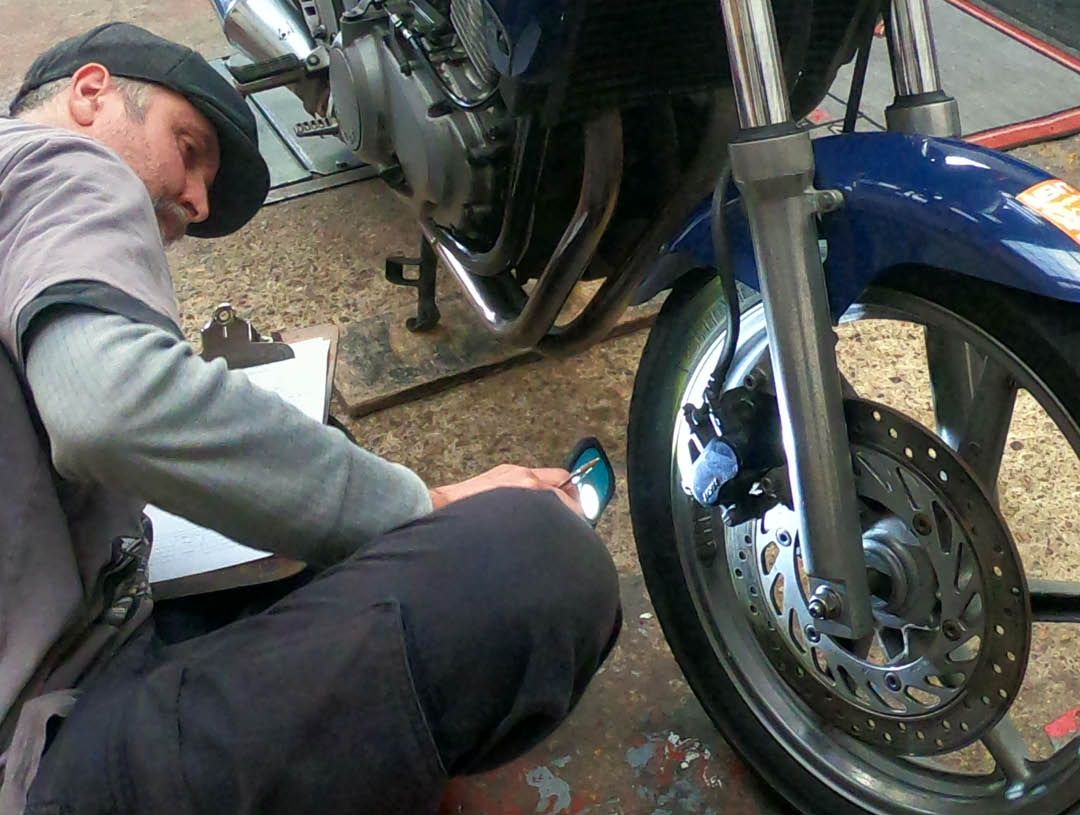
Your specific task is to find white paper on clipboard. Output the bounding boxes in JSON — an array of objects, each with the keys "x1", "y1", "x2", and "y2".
[{"x1": 146, "y1": 337, "x2": 330, "y2": 585}]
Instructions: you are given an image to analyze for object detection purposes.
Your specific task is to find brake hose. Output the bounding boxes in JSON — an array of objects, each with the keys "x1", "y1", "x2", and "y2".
[{"x1": 706, "y1": 163, "x2": 741, "y2": 399}]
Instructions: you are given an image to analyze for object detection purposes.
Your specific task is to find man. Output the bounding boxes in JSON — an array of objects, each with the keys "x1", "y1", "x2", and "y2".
[{"x1": 0, "y1": 22, "x2": 621, "y2": 815}]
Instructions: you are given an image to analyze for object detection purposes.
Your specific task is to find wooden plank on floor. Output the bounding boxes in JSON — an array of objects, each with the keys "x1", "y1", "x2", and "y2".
[{"x1": 334, "y1": 291, "x2": 662, "y2": 418}]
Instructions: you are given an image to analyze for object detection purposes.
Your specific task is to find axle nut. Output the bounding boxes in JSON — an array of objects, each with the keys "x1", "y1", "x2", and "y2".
[{"x1": 808, "y1": 586, "x2": 842, "y2": 621}]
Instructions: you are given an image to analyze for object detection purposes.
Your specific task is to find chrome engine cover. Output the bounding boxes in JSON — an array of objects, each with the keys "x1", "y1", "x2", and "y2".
[{"x1": 328, "y1": 17, "x2": 504, "y2": 234}]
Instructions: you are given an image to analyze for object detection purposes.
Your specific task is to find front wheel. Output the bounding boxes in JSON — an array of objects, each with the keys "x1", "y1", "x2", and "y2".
[{"x1": 628, "y1": 269, "x2": 1080, "y2": 815}]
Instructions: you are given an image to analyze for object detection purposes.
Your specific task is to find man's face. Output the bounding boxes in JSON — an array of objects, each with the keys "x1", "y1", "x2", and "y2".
[{"x1": 89, "y1": 77, "x2": 221, "y2": 246}]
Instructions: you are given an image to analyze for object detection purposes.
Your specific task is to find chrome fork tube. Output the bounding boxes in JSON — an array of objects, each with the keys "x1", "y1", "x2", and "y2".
[
  {"x1": 884, "y1": 0, "x2": 961, "y2": 136},
  {"x1": 718, "y1": 0, "x2": 874, "y2": 638},
  {"x1": 886, "y1": 0, "x2": 968, "y2": 489},
  {"x1": 721, "y1": 0, "x2": 790, "y2": 128},
  {"x1": 888, "y1": 0, "x2": 942, "y2": 95}
]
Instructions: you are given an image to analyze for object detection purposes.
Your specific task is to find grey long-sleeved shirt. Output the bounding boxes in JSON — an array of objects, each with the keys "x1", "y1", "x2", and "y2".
[
  {"x1": 1, "y1": 119, "x2": 435, "y2": 742},
  {"x1": 25, "y1": 308, "x2": 433, "y2": 567}
]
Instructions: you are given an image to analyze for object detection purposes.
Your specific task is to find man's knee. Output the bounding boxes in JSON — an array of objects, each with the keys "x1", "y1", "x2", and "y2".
[
  {"x1": 399, "y1": 487, "x2": 621, "y2": 772},
  {"x1": 442, "y1": 487, "x2": 620, "y2": 630},
  {"x1": 359, "y1": 485, "x2": 620, "y2": 634},
  {"x1": 438, "y1": 487, "x2": 623, "y2": 713}
]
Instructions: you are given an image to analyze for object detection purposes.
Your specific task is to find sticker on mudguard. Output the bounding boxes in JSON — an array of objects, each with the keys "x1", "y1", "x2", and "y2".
[{"x1": 1017, "y1": 179, "x2": 1080, "y2": 245}]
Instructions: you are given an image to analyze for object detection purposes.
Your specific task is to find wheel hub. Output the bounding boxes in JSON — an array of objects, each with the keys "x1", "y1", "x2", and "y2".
[
  {"x1": 726, "y1": 399, "x2": 1032, "y2": 756},
  {"x1": 862, "y1": 514, "x2": 938, "y2": 626}
]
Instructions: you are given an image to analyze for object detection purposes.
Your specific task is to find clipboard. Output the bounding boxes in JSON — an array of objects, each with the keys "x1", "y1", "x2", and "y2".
[
  {"x1": 146, "y1": 304, "x2": 340, "y2": 600},
  {"x1": 200, "y1": 303, "x2": 296, "y2": 369},
  {"x1": 273, "y1": 322, "x2": 341, "y2": 425}
]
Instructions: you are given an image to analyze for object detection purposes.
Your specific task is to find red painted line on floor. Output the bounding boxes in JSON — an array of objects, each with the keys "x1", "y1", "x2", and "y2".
[
  {"x1": 942, "y1": 0, "x2": 1080, "y2": 75},
  {"x1": 966, "y1": 106, "x2": 1080, "y2": 150},
  {"x1": 1044, "y1": 706, "x2": 1080, "y2": 739}
]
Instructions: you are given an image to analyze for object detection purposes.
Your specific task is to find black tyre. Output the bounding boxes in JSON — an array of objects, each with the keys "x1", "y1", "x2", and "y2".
[{"x1": 628, "y1": 268, "x2": 1080, "y2": 815}]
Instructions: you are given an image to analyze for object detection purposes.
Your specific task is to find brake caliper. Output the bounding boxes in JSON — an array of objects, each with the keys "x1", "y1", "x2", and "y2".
[{"x1": 683, "y1": 379, "x2": 787, "y2": 525}]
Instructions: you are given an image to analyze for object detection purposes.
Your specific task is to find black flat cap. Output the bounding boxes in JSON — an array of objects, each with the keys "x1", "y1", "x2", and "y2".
[{"x1": 10, "y1": 22, "x2": 270, "y2": 238}]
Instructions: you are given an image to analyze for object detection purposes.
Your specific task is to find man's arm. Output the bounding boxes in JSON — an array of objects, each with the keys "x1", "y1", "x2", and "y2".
[{"x1": 25, "y1": 308, "x2": 433, "y2": 566}]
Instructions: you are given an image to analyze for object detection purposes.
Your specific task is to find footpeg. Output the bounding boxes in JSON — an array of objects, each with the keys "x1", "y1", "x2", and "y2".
[
  {"x1": 294, "y1": 117, "x2": 340, "y2": 138},
  {"x1": 385, "y1": 240, "x2": 441, "y2": 332},
  {"x1": 227, "y1": 54, "x2": 306, "y2": 95}
]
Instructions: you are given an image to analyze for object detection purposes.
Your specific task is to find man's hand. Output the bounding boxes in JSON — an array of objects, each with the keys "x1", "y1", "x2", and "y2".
[{"x1": 430, "y1": 464, "x2": 582, "y2": 515}]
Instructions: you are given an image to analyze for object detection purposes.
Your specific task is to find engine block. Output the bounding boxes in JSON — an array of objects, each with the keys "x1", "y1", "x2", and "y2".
[{"x1": 328, "y1": 5, "x2": 508, "y2": 239}]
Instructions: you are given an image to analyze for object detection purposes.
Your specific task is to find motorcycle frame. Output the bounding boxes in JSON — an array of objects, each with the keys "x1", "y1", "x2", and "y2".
[{"x1": 211, "y1": 0, "x2": 1080, "y2": 632}]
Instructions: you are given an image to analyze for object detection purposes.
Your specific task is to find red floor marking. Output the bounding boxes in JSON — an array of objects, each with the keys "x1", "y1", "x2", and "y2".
[
  {"x1": 967, "y1": 106, "x2": 1080, "y2": 150},
  {"x1": 942, "y1": 0, "x2": 1080, "y2": 75},
  {"x1": 1045, "y1": 706, "x2": 1080, "y2": 741}
]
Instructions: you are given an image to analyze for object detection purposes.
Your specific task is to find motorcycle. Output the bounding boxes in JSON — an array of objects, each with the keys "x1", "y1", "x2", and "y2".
[{"x1": 208, "y1": 0, "x2": 1080, "y2": 811}]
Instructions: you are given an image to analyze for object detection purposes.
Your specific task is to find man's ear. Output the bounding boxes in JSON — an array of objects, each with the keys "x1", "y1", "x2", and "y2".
[{"x1": 67, "y1": 63, "x2": 113, "y2": 126}]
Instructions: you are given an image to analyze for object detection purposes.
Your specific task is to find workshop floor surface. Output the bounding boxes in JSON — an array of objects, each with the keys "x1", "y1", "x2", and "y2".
[{"x1": 3, "y1": 1, "x2": 1080, "y2": 812}]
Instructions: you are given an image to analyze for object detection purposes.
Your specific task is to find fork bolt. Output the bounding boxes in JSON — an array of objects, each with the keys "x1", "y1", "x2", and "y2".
[{"x1": 808, "y1": 586, "x2": 842, "y2": 620}]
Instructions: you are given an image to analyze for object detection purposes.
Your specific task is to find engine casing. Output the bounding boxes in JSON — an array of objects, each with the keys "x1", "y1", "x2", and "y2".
[{"x1": 328, "y1": 9, "x2": 507, "y2": 237}]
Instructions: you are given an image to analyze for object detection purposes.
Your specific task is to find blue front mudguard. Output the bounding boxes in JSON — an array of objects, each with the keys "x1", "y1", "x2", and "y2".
[{"x1": 653, "y1": 132, "x2": 1080, "y2": 316}]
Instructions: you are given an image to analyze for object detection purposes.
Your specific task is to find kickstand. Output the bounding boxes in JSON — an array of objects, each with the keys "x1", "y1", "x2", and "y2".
[{"x1": 385, "y1": 239, "x2": 441, "y2": 332}]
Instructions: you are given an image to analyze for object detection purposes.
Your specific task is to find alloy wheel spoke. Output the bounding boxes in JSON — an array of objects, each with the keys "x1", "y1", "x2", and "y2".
[
  {"x1": 1021, "y1": 733, "x2": 1080, "y2": 793},
  {"x1": 925, "y1": 330, "x2": 1018, "y2": 495},
  {"x1": 982, "y1": 714, "x2": 1033, "y2": 787},
  {"x1": 1030, "y1": 579, "x2": 1080, "y2": 623}
]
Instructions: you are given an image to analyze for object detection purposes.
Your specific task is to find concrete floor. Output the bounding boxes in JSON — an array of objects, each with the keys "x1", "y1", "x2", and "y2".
[{"x1": 4, "y1": 0, "x2": 1080, "y2": 811}]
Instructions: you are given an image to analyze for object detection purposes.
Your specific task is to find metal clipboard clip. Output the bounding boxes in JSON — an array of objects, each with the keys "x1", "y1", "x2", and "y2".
[{"x1": 199, "y1": 303, "x2": 295, "y2": 369}]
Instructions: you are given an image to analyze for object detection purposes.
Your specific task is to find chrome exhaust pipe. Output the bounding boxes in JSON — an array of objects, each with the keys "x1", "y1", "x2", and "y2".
[
  {"x1": 422, "y1": 111, "x2": 624, "y2": 349},
  {"x1": 210, "y1": 0, "x2": 318, "y2": 66}
]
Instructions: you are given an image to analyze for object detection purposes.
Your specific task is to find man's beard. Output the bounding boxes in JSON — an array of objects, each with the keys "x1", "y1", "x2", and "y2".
[{"x1": 152, "y1": 197, "x2": 190, "y2": 248}]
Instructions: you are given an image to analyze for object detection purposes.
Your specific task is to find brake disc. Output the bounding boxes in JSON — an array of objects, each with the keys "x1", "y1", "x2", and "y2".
[{"x1": 727, "y1": 399, "x2": 1032, "y2": 756}]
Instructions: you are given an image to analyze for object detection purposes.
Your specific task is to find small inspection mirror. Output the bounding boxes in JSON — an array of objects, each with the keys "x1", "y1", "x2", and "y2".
[{"x1": 565, "y1": 437, "x2": 616, "y2": 525}]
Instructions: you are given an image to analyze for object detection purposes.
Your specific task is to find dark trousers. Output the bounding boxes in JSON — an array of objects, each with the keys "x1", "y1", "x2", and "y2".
[{"x1": 25, "y1": 488, "x2": 622, "y2": 815}]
